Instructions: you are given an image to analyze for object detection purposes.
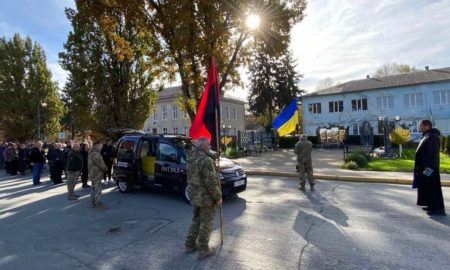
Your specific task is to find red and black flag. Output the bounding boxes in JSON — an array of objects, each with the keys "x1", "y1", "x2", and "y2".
[{"x1": 189, "y1": 57, "x2": 221, "y2": 152}]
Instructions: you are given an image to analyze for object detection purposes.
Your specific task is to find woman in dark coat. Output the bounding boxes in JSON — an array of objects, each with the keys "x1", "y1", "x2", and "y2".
[{"x1": 414, "y1": 119, "x2": 445, "y2": 216}]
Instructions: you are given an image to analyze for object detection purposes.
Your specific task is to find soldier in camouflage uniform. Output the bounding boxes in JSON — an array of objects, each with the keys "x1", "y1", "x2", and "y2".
[
  {"x1": 294, "y1": 134, "x2": 315, "y2": 191},
  {"x1": 65, "y1": 143, "x2": 83, "y2": 200},
  {"x1": 89, "y1": 141, "x2": 108, "y2": 209},
  {"x1": 185, "y1": 137, "x2": 222, "y2": 259}
]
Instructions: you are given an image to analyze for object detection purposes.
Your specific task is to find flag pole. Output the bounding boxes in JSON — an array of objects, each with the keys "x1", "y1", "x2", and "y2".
[{"x1": 214, "y1": 109, "x2": 224, "y2": 246}]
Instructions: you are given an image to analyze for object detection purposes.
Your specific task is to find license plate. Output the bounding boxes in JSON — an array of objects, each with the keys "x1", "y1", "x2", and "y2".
[{"x1": 234, "y1": 180, "x2": 245, "y2": 187}]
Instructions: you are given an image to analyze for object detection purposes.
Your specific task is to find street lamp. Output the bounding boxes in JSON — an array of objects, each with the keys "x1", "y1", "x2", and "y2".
[{"x1": 378, "y1": 116, "x2": 390, "y2": 155}]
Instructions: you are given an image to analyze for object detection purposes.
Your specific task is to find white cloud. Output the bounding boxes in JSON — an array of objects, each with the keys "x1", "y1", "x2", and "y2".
[
  {"x1": 48, "y1": 63, "x2": 68, "y2": 89},
  {"x1": 291, "y1": 0, "x2": 450, "y2": 92}
]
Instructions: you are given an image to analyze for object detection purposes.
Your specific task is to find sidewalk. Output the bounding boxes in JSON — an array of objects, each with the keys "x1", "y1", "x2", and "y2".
[{"x1": 234, "y1": 148, "x2": 450, "y2": 186}]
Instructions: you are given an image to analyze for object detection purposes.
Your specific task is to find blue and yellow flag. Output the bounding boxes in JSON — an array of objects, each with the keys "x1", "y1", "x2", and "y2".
[{"x1": 272, "y1": 98, "x2": 299, "y2": 136}]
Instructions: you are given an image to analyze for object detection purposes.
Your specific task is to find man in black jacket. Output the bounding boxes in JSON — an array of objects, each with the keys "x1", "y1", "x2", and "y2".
[
  {"x1": 29, "y1": 141, "x2": 46, "y2": 185},
  {"x1": 66, "y1": 143, "x2": 83, "y2": 200},
  {"x1": 101, "y1": 139, "x2": 115, "y2": 183},
  {"x1": 414, "y1": 120, "x2": 446, "y2": 216}
]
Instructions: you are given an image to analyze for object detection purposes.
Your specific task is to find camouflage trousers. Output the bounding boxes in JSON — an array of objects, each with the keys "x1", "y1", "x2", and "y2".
[
  {"x1": 298, "y1": 160, "x2": 315, "y2": 187},
  {"x1": 90, "y1": 179, "x2": 103, "y2": 206},
  {"x1": 66, "y1": 170, "x2": 80, "y2": 196},
  {"x1": 185, "y1": 206, "x2": 215, "y2": 252}
]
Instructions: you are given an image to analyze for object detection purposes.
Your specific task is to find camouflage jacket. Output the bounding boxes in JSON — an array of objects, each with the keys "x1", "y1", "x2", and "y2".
[
  {"x1": 294, "y1": 140, "x2": 313, "y2": 163},
  {"x1": 88, "y1": 148, "x2": 107, "y2": 181},
  {"x1": 187, "y1": 147, "x2": 221, "y2": 207}
]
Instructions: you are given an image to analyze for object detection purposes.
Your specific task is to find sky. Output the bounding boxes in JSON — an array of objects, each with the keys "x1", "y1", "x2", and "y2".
[{"x1": 1, "y1": 0, "x2": 450, "y2": 100}]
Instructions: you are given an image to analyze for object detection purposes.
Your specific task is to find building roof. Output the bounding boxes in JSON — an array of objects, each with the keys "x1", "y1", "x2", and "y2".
[
  {"x1": 305, "y1": 67, "x2": 450, "y2": 97},
  {"x1": 158, "y1": 85, "x2": 246, "y2": 104}
]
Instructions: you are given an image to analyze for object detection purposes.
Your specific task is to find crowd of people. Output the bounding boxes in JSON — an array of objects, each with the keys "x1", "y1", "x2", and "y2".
[{"x1": 0, "y1": 139, "x2": 116, "y2": 208}]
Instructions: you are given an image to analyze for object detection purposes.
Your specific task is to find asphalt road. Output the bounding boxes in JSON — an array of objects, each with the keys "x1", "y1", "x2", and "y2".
[{"x1": 1, "y1": 173, "x2": 449, "y2": 270}]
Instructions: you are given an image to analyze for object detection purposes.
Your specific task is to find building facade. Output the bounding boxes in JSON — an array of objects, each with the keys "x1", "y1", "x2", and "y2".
[
  {"x1": 143, "y1": 86, "x2": 246, "y2": 136},
  {"x1": 302, "y1": 67, "x2": 450, "y2": 141}
]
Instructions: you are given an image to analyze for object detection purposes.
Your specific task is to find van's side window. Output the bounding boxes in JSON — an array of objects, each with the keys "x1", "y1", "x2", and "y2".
[
  {"x1": 157, "y1": 143, "x2": 179, "y2": 162},
  {"x1": 117, "y1": 140, "x2": 135, "y2": 160}
]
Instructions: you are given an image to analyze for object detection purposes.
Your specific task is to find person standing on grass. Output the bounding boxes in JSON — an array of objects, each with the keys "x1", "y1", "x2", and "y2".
[{"x1": 414, "y1": 119, "x2": 446, "y2": 216}]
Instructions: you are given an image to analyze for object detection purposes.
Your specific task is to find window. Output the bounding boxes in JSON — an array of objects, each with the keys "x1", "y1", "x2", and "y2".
[
  {"x1": 328, "y1": 101, "x2": 343, "y2": 113},
  {"x1": 225, "y1": 107, "x2": 230, "y2": 119},
  {"x1": 161, "y1": 106, "x2": 167, "y2": 120},
  {"x1": 403, "y1": 93, "x2": 423, "y2": 108},
  {"x1": 117, "y1": 140, "x2": 135, "y2": 160},
  {"x1": 152, "y1": 109, "x2": 157, "y2": 121},
  {"x1": 173, "y1": 127, "x2": 178, "y2": 134},
  {"x1": 308, "y1": 103, "x2": 321, "y2": 114},
  {"x1": 163, "y1": 128, "x2": 167, "y2": 134},
  {"x1": 351, "y1": 98, "x2": 368, "y2": 111},
  {"x1": 433, "y1": 90, "x2": 450, "y2": 105},
  {"x1": 157, "y1": 143, "x2": 178, "y2": 162},
  {"x1": 172, "y1": 105, "x2": 178, "y2": 119},
  {"x1": 232, "y1": 108, "x2": 237, "y2": 119},
  {"x1": 435, "y1": 119, "x2": 450, "y2": 133},
  {"x1": 376, "y1": 96, "x2": 394, "y2": 109}
]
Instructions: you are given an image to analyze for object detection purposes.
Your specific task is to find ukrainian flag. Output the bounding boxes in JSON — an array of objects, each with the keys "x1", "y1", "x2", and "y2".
[{"x1": 272, "y1": 98, "x2": 299, "y2": 136}]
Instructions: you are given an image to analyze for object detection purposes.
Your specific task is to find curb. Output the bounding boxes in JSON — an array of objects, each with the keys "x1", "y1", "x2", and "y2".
[{"x1": 246, "y1": 170, "x2": 450, "y2": 187}]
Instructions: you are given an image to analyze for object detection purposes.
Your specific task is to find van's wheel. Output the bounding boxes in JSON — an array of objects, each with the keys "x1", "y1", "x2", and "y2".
[
  {"x1": 182, "y1": 182, "x2": 191, "y2": 205},
  {"x1": 117, "y1": 180, "x2": 134, "y2": 193}
]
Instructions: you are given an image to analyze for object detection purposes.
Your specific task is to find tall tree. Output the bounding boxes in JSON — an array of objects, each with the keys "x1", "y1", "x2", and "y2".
[
  {"x1": 59, "y1": 5, "x2": 159, "y2": 136},
  {"x1": 372, "y1": 63, "x2": 419, "y2": 78},
  {"x1": 0, "y1": 34, "x2": 64, "y2": 141},
  {"x1": 248, "y1": 49, "x2": 303, "y2": 128},
  {"x1": 315, "y1": 77, "x2": 339, "y2": 91},
  {"x1": 76, "y1": 0, "x2": 306, "y2": 121}
]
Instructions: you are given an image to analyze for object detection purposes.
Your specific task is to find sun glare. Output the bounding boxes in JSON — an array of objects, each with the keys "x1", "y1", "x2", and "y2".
[{"x1": 246, "y1": 14, "x2": 260, "y2": 30}]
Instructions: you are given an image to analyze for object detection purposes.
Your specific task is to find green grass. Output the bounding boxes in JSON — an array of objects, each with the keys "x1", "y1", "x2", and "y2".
[{"x1": 365, "y1": 148, "x2": 450, "y2": 174}]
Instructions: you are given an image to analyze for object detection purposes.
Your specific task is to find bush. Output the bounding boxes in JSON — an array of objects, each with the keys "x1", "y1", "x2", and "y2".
[
  {"x1": 447, "y1": 135, "x2": 450, "y2": 156},
  {"x1": 344, "y1": 161, "x2": 359, "y2": 170},
  {"x1": 345, "y1": 153, "x2": 368, "y2": 167},
  {"x1": 441, "y1": 136, "x2": 447, "y2": 153}
]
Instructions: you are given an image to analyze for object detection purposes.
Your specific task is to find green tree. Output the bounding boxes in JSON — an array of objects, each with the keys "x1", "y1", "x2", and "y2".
[
  {"x1": 76, "y1": 0, "x2": 306, "y2": 121},
  {"x1": 248, "y1": 49, "x2": 303, "y2": 130},
  {"x1": 389, "y1": 127, "x2": 410, "y2": 157},
  {"x1": 372, "y1": 63, "x2": 419, "y2": 78},
  {"x1": 0, "y1": 33, "x2": 64, "y2": 141},
  {"x1": 59, "y1": 5, "x2": 159, "y2": 136},
  {"x1": 446, "y1": 135, "x2": 450, "y2": 156}
]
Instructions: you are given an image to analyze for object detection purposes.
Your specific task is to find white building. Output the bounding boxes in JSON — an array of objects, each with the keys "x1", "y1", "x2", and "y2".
[{"x1": 143, "y1": 86, "x2": 246, "y2": 136}]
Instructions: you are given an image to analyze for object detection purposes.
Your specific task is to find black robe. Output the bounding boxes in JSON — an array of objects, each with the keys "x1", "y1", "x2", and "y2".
[{"x1": 415, "y1": 128, "x2": 445, "y2": 210}]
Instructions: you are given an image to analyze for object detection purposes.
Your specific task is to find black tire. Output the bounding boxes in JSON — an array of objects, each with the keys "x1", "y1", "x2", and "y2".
[
  {"x1": 117, "y1": 179, "x2": 134, "y2": 193},
  {"x1": 182, "y1": 181, "x2": 191, "y2": 205}
]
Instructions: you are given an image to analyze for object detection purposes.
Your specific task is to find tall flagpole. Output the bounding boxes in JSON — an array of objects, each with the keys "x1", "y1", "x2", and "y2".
[{"x1": 215, "y1": 109, "x2": 224, "y2": 246}]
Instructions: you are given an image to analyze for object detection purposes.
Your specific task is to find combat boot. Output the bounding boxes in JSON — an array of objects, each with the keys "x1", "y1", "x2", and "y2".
[
  {"x1": 94, "y1": 202, "x2": 108, "y2": 210},
  {"x1": 185, "y1": 245, "x2": 197, "y2": 253},
  {"x1": 198, "y1": 247, "x2": 216, "y2": 259},
  {"x1": 298, "y1": 185, "x2": 306, "y2": 191},
  {"x1": 68, "y1": 194, "x2": 78, "y2": 200},
  {"x1": 310, "y1": 185, "x2": 315, "y2": 191}
]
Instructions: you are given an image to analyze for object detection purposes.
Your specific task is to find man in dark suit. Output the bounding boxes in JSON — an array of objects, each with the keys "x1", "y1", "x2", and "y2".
[{"x1": 414, "y1": 119, "x2": 446, "y2": 216}]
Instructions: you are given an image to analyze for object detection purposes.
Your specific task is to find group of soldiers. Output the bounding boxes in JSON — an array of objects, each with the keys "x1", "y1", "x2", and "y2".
[
  {"x1": 184, "y1": 134, "x2": 314, "y2": 259},
  {"x1": 1, "y1": 138, "x2": 116, "y2": 209}
]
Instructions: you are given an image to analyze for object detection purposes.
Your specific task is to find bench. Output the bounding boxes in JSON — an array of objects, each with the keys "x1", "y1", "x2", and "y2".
[{"x1": 343, "y1": 145, "x2": 373, "y2": 159}]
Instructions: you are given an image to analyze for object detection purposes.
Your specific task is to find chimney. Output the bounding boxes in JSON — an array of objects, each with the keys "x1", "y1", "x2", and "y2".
[
  {"x1": 425, "y1": 66, "x2": 429, "y2": 71},
  {"x1": 366, "y1": 75, "x2": 370, "y2": 79}
]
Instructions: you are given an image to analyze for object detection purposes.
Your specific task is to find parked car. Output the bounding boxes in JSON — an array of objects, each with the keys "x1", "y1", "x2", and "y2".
[{"x1": 113, "y1": 134, "x2": 247, "y2": 203}]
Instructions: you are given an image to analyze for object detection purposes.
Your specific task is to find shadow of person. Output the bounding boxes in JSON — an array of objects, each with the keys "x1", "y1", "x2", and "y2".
[
  {"x1": 293, "y1": 209, "x2": 368, "y2": 269},
  {"x1": 303, "y1": 190, "x2": 349, "y2": 227}
]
